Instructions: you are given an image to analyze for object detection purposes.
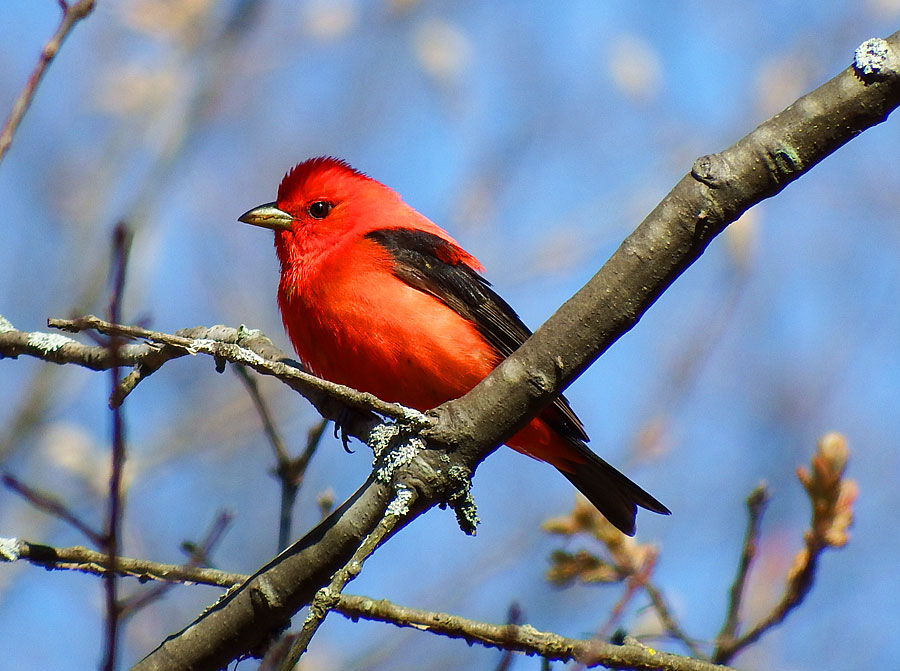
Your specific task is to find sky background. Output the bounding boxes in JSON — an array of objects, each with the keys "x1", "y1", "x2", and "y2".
[{"x1": 1, "y1": 1, "x2": 899, "y2": 669}]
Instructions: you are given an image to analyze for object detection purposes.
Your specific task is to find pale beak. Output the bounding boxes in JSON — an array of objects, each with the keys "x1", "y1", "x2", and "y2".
[{"x1": 238, "y1": 202, "x2": 294, "y2": 230}]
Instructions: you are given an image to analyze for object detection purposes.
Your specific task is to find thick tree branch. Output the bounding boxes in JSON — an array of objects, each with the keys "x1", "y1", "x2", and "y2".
[
  {"x1": 135, "y1": 33, "x2": 900, "y2": 670},
  {"x1": 427, "y1": 32, "x2": 900, "y2": 468}
]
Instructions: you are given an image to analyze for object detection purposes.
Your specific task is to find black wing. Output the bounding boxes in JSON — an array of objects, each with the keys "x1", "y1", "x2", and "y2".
[{"x1": 366, "y1": 227, "x2": 589, "y2": 444}]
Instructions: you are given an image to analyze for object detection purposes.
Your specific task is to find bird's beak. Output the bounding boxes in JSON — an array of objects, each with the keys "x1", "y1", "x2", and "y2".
[{"x1": 238, "y1": 202, "x2": 294, "y2": 231}]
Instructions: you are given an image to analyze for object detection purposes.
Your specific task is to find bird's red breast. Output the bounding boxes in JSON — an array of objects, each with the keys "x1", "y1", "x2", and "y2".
[{"x1": 239, "y1": 156, "x2": 669, "y2": 535}]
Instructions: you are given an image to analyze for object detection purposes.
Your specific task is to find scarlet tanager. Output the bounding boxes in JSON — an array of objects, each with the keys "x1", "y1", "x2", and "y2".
[{"x1": 239, "y1": 157, "x2": 669, "y2": 535}]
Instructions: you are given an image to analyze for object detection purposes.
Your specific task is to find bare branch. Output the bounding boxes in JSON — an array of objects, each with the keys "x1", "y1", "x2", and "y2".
[
  {"x1": 276, "y1": 488, "x2": 415, "y2": 670},
  {"x1": 234, "y1": 365, "x2": 327, "y2": 551},
  {"x1": 713, "y1": 436, "x2": 856, "y2": 663},
  {"x1": 643, "y1": 581, "x2": 705, "y2": 659},
  {"x1": 0, "y1": 317, "x2": 405, "y2": 444},
  {"x1": 0, "y1": 0, "x2": 96, "y2": 164},
  {"x1": 713, "y1": 485, "x2": 769, "y2": 657},
  {"x1": 0, "y1": 538, "x2": 738, "y2": 671},
  {"x1": 1, "y1": 473, "x2": 102, "y2": 544},
  {"x1": 100, "y1": 222, "x2": 131, "y2": 671},
  {"x1": 335, "y1": 594, "x2": 736, "y2": 671},
  {"x1": 49, "y1": 315, "x2": 425, "y2": 424},
  {"x1": 0, "y1": 537, "x2": 244, "y2": 587}
]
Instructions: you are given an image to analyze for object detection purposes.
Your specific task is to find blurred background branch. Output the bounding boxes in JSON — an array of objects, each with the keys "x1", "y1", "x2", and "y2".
[{"x1": 0, "y1": 0, "x2": 96, "y2": 164}]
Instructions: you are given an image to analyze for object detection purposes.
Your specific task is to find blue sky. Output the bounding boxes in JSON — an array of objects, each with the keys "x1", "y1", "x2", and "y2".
[{"x1": 1, "y1": 1, "x2": 899, "y2": 669}]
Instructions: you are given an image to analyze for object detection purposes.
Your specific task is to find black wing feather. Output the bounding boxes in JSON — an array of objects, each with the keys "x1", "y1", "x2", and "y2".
[
  {"x1": 366, "y1": 227, "x2": 589, "y2": 444},
  {"x1": 367, "y1": 227, "x2": 670, "y2": 535}
]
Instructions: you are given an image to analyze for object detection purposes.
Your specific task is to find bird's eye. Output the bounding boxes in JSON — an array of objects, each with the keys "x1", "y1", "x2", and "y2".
[{"x1": 307, "y1": 201, "x2": 333, "y2": 219}]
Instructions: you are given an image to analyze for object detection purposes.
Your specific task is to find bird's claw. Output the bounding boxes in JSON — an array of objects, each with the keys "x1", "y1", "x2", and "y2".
[{"x1": 333, "y1": 415, "x2": 354, "y2": 453}]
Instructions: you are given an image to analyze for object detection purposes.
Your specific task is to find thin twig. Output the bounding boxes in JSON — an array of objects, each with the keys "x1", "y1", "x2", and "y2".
[
  {"x1": 1, "y1": 537, "x2": 244, "y2": 587},
  {"x1": 274, "y1": 419, "x2": 329, "y2": 551},
  {"x1": 118, "y1": 510, "x2": 234, "y2": 618},
  {"x1": 713, "y1": 439, "x2": 854, "y2": 663},
  {"x1": 1, "y1": 473, "x2": 102, "y2": 544},
  {"x1": 48, "y1": 315, "x2": 426, "y2": 424},
  {"x1": 643, "y1": 581, "x2": 705, "y2": 659},
  {"x1": 713, "y1": 485, "x2": 769, "y2": 659},
  {"x1": 101, "y1": 223, "x2": 132, "y2": 671},
  {"x1": 234, "y1": 366, "x2": 329, "y2": 550},
  {"x1": 0, "y1": 0, "x2": 96, "y2": 165},
  {"x1": 235, "y1": 364, "x2": 291, "y2": 463},
  {"x1": 596, "y1": 570, "x2": 644, "y2": 641},
  {"x1": 277, "y1": 488, "x2": 416, "y2": 670}
]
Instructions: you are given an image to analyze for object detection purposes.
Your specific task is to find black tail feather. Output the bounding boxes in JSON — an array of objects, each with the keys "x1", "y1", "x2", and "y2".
[{"x1": 559, "y1": 451, "x2": 669, "y2": 536}]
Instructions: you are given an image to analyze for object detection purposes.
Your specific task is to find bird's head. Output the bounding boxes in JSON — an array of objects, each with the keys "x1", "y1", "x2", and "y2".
[
  {"x1": 240, "y1": 156, "x2": 473, "y2": 273},
  {"x1": 239, "y1": 156, "x2": 406, "y2": 247}
]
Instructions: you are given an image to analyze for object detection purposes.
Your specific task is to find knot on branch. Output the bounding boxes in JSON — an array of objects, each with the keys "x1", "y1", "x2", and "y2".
[{"x1": 691, "y1": 153, "x2": 731, "y2": 188}]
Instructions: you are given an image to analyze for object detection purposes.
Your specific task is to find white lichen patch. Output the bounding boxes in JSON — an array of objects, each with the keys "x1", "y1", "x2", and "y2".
[
  {"x1": 183, "y1": 338, "x2": 217, "y2": 355},
  {"x1": 854, "y1": 38, "x2": 891, "y2": 76},
  {"x1": 231, "y1": 346, "x2": 269, "y2": 367},
  {"x1": 397, "y1": 406, "x2": 429, "y2": 427},
  {"x1": 27, "y1": 332, "x2": 75, "y2": 353},
  {"x1": 0, "y1": 537, "x2": 21, "y2": 561},
  {"x1": 0, "y1": 315, "x2": 14, "y2": 333},
  {"x1": 189, "y1": 339, "x2": 269, "y2": 369},
  {"x1": 369, "y1": 422, "x2": 401, "y2": 460},
  {"x1": 376, "y1": 436, "x2": 425, "y2": 482},
  {"x1": 386, "y1": 485, "x2": 414, "y2": 517}
]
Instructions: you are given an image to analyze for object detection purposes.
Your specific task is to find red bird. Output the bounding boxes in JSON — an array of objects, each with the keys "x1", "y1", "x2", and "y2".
[{"x1": 239, "y1": 157, "x2": 668, "y2": 535}]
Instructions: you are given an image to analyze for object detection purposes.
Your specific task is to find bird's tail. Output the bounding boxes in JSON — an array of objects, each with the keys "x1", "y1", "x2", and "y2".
[
  {"x1": 558, "y1": 447, "x2": 670, "y2": 536},
  {"x1": 505, "y1": 419, "x2": 669, "y2": 536}
]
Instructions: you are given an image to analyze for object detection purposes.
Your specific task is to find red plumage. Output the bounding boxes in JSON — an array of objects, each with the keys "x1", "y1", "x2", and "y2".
[{"x1": 241, "y1": 157, "x2": 668, "y2": 535}]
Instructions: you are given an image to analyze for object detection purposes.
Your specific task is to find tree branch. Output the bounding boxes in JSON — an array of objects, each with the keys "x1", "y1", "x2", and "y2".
[
  {"x1": 714, "y1": 485, "x2": 769, "y2": 656},
  {"x1": 0, "y1": 0, "x2": 96, "y2": 165},
  {"x1": 336, "y1": 594, "x2": 734, "y2": 671},
  {"x1": 0, "y1": 316, "x2": 400, "y2": 443},
  {"x1": 0, "y1": 537, "x2": 245, "y2": 587},
  {"x1": 2, "y1": 31, "x2": 896, "y2": 671},
  {"x1": 427, "y1": 32, "x2": 900, "y2": 470},
  {"x1": 0, "y1": 538, "x2": 738, "y2": 671},
  {"x1": 713, "y1": 435, "x2": 856, "y2": 663},
  {"x1": 50, "y1": 315, "x2": 424, "y2": 424}
]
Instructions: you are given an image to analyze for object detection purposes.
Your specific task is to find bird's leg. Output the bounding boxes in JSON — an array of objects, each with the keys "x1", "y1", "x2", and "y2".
[{"x1": 332, "y1": 411, "x2": 355, "y2": 453}]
